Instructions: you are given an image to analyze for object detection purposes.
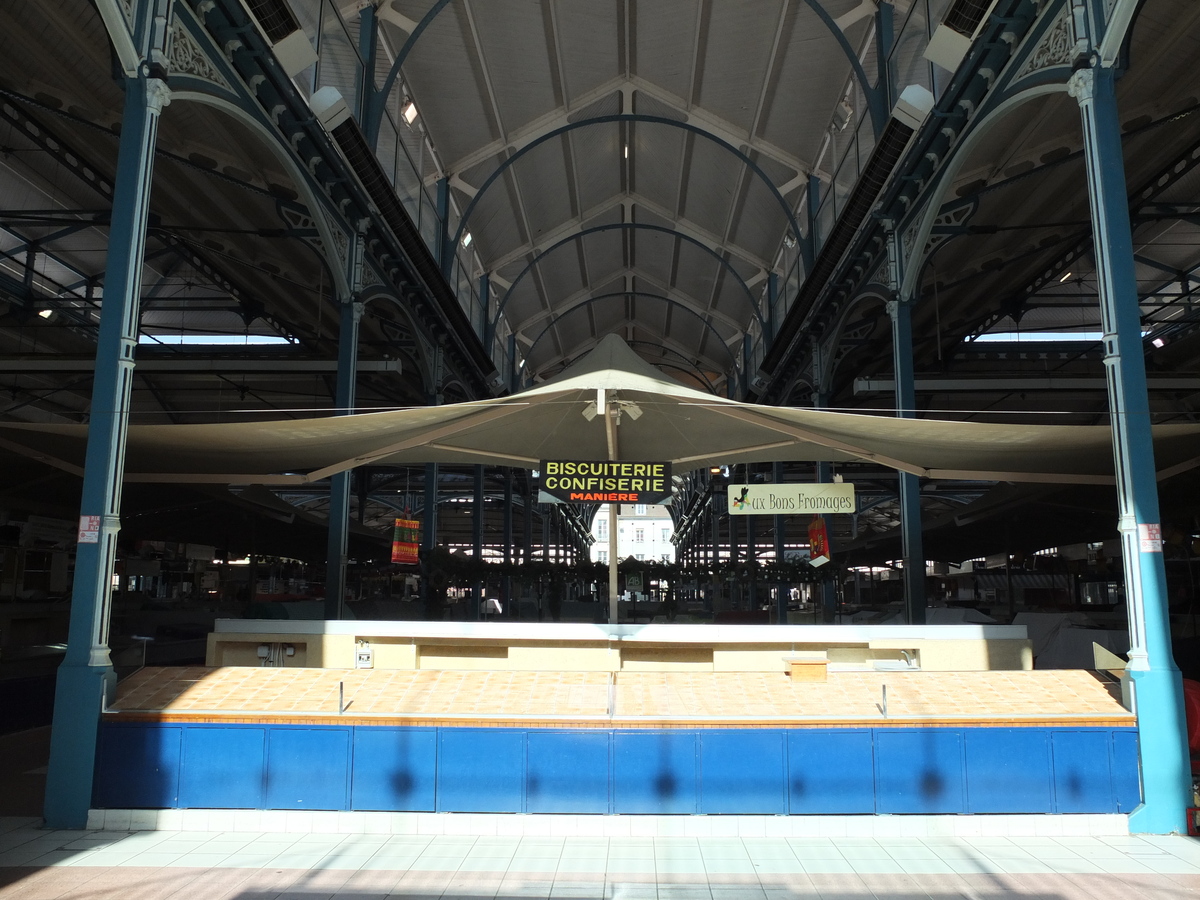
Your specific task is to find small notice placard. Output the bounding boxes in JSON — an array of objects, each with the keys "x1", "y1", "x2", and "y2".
[
  {"x1": 77, "y1": 515, "x2": 101, "y2": 544},
  {"x1": 1138, "y1": 523, "x2": 1163, "y2": 553},
  {"x1": 727, "y1": 483, "x2": 856, "y2": 515}
]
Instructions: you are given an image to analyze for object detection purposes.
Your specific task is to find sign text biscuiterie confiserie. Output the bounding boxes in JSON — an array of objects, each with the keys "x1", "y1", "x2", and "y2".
[
  {"x1": 726, "y1": 482, "x2": 856, "y2": 515},
  {"x1": 540, "y1": 460, "x2": 672, "y2": 504}
]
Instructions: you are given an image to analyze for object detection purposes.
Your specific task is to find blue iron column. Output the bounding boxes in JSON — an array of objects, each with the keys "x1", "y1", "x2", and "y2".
[
  {"x1": 887, "y1": 295, "x2": 926, "y2": 625},
  {"x1": 43, "y1": 68, "x2": 171, "y2": 829},
  {"x1": 324, "y1": 293, "x2": 364, "y2": 620},
  {"x1": 773, "y1": 462, "x2": 787, "y2": 624},
  {"x1": 813, "y1": 379, "x2": 839, "y2": 622},
  {"x1": 472, "y1": 465, "x2": 484, "y2": 619},
  {"x1": 1071, "y1": 64, "x2": 1189, "y2": 834},
  {"x1": 502, "y1": 467, "x2": 513, "y2": 615}
]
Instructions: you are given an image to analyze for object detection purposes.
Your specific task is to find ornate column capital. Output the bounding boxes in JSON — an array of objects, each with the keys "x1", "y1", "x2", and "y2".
[
  {"x1": 1067, "y1": 66, "x2": 1095, "y2": 105},
  {"x1": 145, "y1": 76, "x2": 172, "y2": 114}
]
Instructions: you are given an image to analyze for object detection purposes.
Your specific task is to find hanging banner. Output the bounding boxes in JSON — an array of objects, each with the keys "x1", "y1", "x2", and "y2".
[
  {"x1": 808, "y1": 516, "x2": 831, "y2": 567},
  {"x1": 540, "y1": 460, "x2": 671, "y2": 504},
  {"x1": 726, "y1": 482, "x2": 855, "y2": 515},
  {"x1": 391, "y1": 518, "x2": 420, "y2": 565}
]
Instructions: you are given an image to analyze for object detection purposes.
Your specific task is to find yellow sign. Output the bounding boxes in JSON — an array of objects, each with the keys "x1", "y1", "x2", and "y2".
[{"x1": 540, "y1": 460, "x2": 671, "y2": 504}]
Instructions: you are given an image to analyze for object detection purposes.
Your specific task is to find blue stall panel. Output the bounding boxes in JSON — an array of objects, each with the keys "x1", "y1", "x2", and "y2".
[
  {"x1": 1111, "y1": 730, "x2": 1141, "y2": 813},
  {"x1": 787, "y1": 729, "x2": 875, "y2": 814},
  {"x1": 527, "y1": 731, "x2": 610, "y2": 813},
  {"x1": 351, "y1": 727, "x2": 437, "y2": 811},
  {"x1": 265, "y1": 727, "x2": 351, "y2": 810},
  {"x1": 1051, "y1": 730, "x2": 1114, "y2": 813},
  {"x1": 876, "y1": 729, "x2": 966, "y2": 814},
  {"x1": 437, "y1": 728, "x2": 524, "y2": 813},
  {"x1": 94, "y1": 724, "x2": 181, "y2": 809},
  {"x1": 613, "y1": 731, "x2": 697, "y2": 814},
  {"x1": 700, "y1": 730, "x2": 785, "y2": 814},
  {"x1": 179, "y1": 726, "x2": 265, "y2": 809},
  {"x1": 964, "y1": 729, "x2": 1052, "y2": 813}
]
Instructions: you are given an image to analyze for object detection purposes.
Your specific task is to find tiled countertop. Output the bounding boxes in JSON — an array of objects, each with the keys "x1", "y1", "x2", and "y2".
[{"x1": 105, "y1": 667, "x2": 1133, "y2": 728}]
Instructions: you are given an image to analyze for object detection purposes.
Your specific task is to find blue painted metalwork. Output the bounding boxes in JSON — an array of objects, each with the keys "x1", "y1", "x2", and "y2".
[
  {"x1": 455, "y1": 115, "x2": 804, "y2": 285},
  {"x1": 773, "y1": 462, "x2": 786, "y2": 624},
  {"x1": 351, "y1": 727, "x2": 437, "y2": 811},
  {"x1": 325, "y1": 297, "x2": 363, "y2": 621},
  {"x1": 787, "y1": 729, "x2": 876, "y2": 813},
  {"x1": 179, "y1": 726, "x2": 266, "y2": 809},
  {"x1": 613, "y1": 731, "x2": 698, "y2": 814},
  {"x1": 699, "y1": 730, "x2": 786, "y2": 814},
  {"x1": 355, "y1": 3, "x2": 379, "y2": 124},
  {"x1": 889, "y1": 298, "x2": 926, "y2": 625},
  {"x1": 94, "y1": 721, "x2": 1141, "y2": 815},
  {"x1": 1111, "y1": 730, "x2": 1143, "y2": 813},
  {"x1": 875, "y1": 729, "x2": 966, "y2": 814},
  {"x1": 527, "y1": 731, "x2": 610, "y2": 813},
  {"x1": 1072, "y1": 64, "x2": 1190, "y2": 834},
  {"x1": 799, "y1": 0, "x2": 886, "y2": 134},
  {"x1": 42, "y1": 64, "x2": 170, "y2": 830},
  {"x1": 1050, "y1": 729, "x2": 1115, "y2": 814},
  {"x1": 366, "y1": 0, "x2": 454, "y2": 146},
  {"x1": 521, "y1": 289, "x2": 741, "y2": 370},
  {"x1": 472, "y1": 464, "x2": 484, "y2": 620},
  {"x1": 963, "y1": 729, "x2": 1052, "y2": 813},
  {"x1": 94, "y1": 724, "x2": 181, "y2": 809},
  {"x1": 874, "y1": 0, "x2": 895, "y2": 108},
  {"x1": 766, "y1": 273, "x2": 779, "y2": 343},
  {"x1": 265, "y1": 728, "x2": 351, "y2": 810},
  {"x1": 435, "y1": 176, "x2": 451, "y2": 278},
  {"x1": 437, "y1": 728, "x2": 525, "y2": 812},
  {"x1": 815, "y1": 461, "x2": 838, "y2": 623}
]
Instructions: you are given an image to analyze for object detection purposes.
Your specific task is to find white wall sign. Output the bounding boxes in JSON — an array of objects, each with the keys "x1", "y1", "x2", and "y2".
[{"x1": 726, "y1": 483, "x2": 856, "y2": 515}]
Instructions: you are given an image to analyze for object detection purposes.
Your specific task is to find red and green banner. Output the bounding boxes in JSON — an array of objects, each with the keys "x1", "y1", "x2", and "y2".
[{"x1": 391, "y1": 518, "x2": 420, "y2": 565}]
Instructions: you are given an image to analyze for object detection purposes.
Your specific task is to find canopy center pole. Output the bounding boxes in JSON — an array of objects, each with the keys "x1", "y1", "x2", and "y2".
[{"x1": 604, "y1": 391, "x2": 619, "y2": 624}]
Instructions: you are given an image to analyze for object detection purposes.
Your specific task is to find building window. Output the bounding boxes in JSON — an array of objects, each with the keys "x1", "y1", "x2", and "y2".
[
  {"x1": 661, "y1": 528, "x2": 670, "y2": 542},
  {"x1": 635, "y1": 504, "x2": 646, "y2": 515},
  {"x1": 597, "y1": 519, "x2": 607, "y2": 540},
  {"x1": 634, "y1": 527, "x2": 644, "y2": 543},
  {"x1": 636, "y1": 554, "x2": 645, "y2": 561},
  {"x1": 598, "y1": 551, "x2": 607, "y2": 564}
]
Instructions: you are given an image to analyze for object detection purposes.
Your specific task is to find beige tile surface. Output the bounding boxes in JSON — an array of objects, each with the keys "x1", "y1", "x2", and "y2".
[{"x1": 107, "y1": 666, "x2": 1132, "y2": 727}]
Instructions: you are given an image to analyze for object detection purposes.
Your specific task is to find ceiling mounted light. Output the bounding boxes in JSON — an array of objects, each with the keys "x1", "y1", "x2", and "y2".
[
  {"x1": 783, "y1": 233, "x2": 797, "y2": 249},
  {"x1": 1152, "y1": 337, "x2": 1166, "y2": 348},
  {"x1": 1058, "y1": 271, "x2": 1073, "y2": 282},
  {"x1": 37, "y1": 308, "x2": 53, "y2": 319},
  {"x1": 461, "y1": 231, "x2": 472, "y2": 248},
  {"x1": 624, "y1": 145, "x2": 629, "y2": 159},
  {"x1": 581, "y1": 403, "x2": 598, "y2": 421},
  {"x1": 402, "y1": 100, "x2": 418, "y2": 125}
]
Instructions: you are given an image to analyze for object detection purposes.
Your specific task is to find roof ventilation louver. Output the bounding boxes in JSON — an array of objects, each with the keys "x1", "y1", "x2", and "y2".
[
  {"x1": 240, "y1": 0, "x2": 318, "y2": 77},
  {"x1": 760, "y1": 86, "x2": 934, "y2": 378},
  {"x1": 924, "y1": 0, "x2": 1000, "y2": 72},
  {"x1": 308, "y1": 87, "x2": 495, "y2": 377}
]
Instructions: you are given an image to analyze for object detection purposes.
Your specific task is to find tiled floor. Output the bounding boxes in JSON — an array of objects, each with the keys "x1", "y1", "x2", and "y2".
[
  {"x1": 108, "y1": 667, "x2": 1132, "y2": 726},
  {"x1": 2, "y1": 816, "x2": 1199, "y2": 899}
]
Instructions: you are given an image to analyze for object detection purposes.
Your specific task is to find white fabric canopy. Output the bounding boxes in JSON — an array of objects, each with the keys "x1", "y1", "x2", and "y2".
[{"x1": 0, "y1": 336, "x2": 1197, "y2": 485}]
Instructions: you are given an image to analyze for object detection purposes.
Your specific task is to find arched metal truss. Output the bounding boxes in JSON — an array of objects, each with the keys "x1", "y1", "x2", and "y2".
[
  {"x1": 451, "y1": 114, "x2": 808, "y2": 276},
  {"x1": 366, "y1": 0, "x2": 884, "y2": 152},
  {"x1": 522, "y1": 290, "x2": 739, "y2": 374},
  {"x1": 487, "y1": 222, "x2": 765, "y2": 352}
]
